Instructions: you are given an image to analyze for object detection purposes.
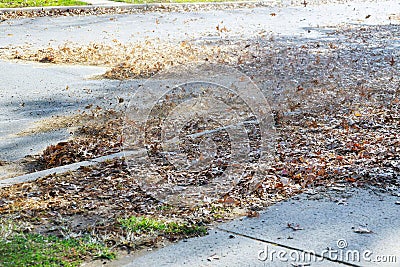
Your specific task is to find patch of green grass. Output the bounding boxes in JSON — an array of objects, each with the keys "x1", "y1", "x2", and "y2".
[
  {"x1": 112, "y1": 0, "x2": 237, "y2": 4},
  {"x1": 209, "y1": 203, "x2": 231, "y2": 219},
  {"x1": 0, "y1": 233, "x2": 115, "y2": 267},
  {"x1": 119, "y1": 216, "x2": 207, "y2": 236},
  {"x1": 156, "y1": 204, "x2": 174, "y2": 211},
  {"x1": 0, "y1": 0, "x2": 88, "y2": 8}
]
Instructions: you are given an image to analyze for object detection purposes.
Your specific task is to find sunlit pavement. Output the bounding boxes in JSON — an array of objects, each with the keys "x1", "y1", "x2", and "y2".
[{"x1": 123, "y1": 187, "x2": 400, "y2": 267}]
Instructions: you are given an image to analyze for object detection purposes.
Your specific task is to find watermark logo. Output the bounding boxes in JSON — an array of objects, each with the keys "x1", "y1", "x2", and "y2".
[
  {"x1": 124, "y1": 63, "x2": 275, "y2": 206},
  {"x1": 336, "y1": 239, "x2": 348, "y2": 249},
  {"x1": 257, "y1": 239, "x2": 398, "y2": 265}
]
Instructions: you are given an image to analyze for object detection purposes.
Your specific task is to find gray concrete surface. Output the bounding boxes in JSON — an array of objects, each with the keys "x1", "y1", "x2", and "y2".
[
  {"x1": 0, "y1": 60, "x2": 137, "y2": 161},
  {"x1": 124, "y1": 188, "x2": 400, "y2": 267},
  {"x1": 219, "y1": 188, "x2": 400, "y2": 266},
  {"x1": 124, "y1": 229, "x2": 347, "y2": 267}
]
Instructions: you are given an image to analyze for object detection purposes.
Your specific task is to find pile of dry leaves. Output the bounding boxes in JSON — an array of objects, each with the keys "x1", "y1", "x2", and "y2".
[
  {"x1": 7, "y1": 39, "x2": 243, "y2": 79},
  {"x1": 39, "y1": 109, "x2": 124, "y2": 168},
  {"x1": 0, "y1": 2, "x2": 270, "y2": 21},
  {"x1": 0, "y1": 22, "x2": 399, "y2": 263},
  {"x1": 16, "y1": 24, "x2": 399, "y2": 189},
  {"x1": 0, "y1": 157, "x2": 291, "y2": 250}
]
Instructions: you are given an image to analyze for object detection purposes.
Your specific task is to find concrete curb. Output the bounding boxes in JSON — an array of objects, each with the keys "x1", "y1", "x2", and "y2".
[
  {"x1": 0, "y1": 0, "x2": 390, "y2": 14},
  {"x1": 0, "y1": 119, "x2": 254, "y2": 187},
  {"x1": 0, "y1": 1, "x2": 272, "y2": 14},
  {"x1": 0, "y1": 150, "x2": 143, "y2": 188}
]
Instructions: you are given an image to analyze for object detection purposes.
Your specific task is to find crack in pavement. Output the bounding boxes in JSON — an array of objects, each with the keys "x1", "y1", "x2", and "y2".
[{"x1": 216, "y1": 227, "x2": 362, "y2": 267}]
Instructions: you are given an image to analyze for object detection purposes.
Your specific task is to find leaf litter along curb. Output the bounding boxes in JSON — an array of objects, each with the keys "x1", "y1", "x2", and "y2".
[
  {"x1": 39, "y1": 108, "x2": 124, "y2": 169},
  {"x1": 0, "y1": 2, "x2": 278, "y2": 21},
  {"x1": 0, "y1": 24, "x2": 399, "y2": 265},
  {"x1": 7, "y1": 24, "x2": 398, "y2": 187},
  {"x1": 0, "y1": 0, "x2": 381, "y2": 21},
  {"x1": 0, "y1": 108, "x2": 126, "y2": 180},
  {"x1": 0, "y1": 0, "x2": 88, "y2": 9},
  {"x1": 0, "y1": 158, "x2": 293, "y2": 266}
]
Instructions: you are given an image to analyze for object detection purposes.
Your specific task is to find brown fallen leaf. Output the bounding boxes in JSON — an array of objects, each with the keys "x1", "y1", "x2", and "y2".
[
  {"x1": 291, "y1": 263, "x2": 311, "y2": 267},
  {"x1": 346, "y1": 178, "x2": 356, "y2": 183},
  {"x1": 218, "y1": 195, "x2": 240, "y2": 205},
  {"x1": 335, "y1": 198, "x2": 348, "y2": 205},
  {"x1": 353, "y1": 226, "x2": 373, "y2": 234},
  {"x1": 207, "y1": 254, "x2": 220, "y2": 261},
  {"x1": 389, "y1": 56, "x2": 395, "y2": 66},
  {"x1": 287, "y1": 223, "x2": 304, "y2": 231},
  {"x1": 247, "y1": 210, "x2": 260, "y2": 218}
]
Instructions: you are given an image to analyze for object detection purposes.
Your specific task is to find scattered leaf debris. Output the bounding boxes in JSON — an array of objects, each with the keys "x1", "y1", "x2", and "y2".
[
  {"x1": 287, "y1": 223, "x2": 304, "y2": 231},
  {"x1": 0, "y1": 15, "x2": 399, "y2": 267},
  {"x1": 353, "y1": 226, "x2": 373, "y2": 234}
]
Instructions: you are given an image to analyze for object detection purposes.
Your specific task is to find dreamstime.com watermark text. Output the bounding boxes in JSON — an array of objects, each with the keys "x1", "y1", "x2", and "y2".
[{"x1": 258, "y1": 239, "x2": 398, "y2": 264}]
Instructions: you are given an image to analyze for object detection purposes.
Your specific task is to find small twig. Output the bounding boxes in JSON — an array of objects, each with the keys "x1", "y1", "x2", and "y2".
[{"x1": 287, "y1": 223, "x2": 304, "y2": 231}]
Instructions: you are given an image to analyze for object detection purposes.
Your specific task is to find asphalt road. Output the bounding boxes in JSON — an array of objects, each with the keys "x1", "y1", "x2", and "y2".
[{"x1": 0, "y1": 61, "x2": 135, "y2": 161}]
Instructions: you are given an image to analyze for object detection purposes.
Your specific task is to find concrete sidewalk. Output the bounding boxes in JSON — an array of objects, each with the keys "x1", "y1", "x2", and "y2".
[{"x1": 122, "y1": 187, "x2": 400, "y2": 267}]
